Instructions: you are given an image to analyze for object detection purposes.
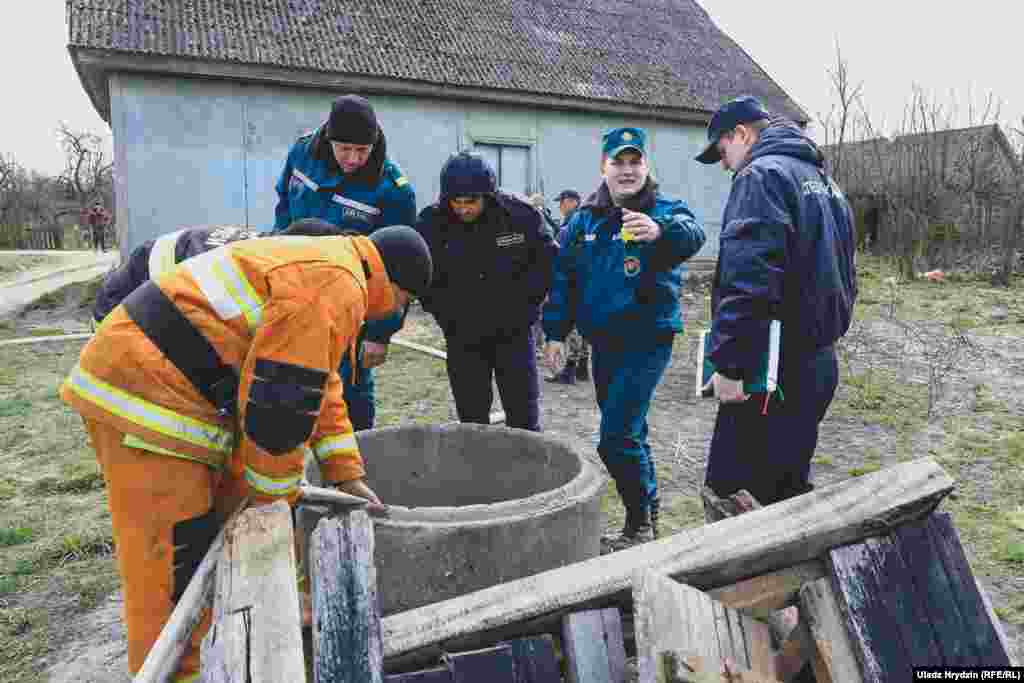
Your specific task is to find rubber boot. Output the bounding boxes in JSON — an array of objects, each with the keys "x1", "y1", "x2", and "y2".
[
  {"x1": 601, "y1": 467, "x2": 654, "y2": 554},
  {"x1": 575, "y1": 357, "x2": 590, "y2": 382}
]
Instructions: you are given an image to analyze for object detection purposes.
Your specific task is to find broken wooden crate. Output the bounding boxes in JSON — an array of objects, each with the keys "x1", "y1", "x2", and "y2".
[{"x1": 137, "y1": 456, "x2": 1018, "y2": 681}]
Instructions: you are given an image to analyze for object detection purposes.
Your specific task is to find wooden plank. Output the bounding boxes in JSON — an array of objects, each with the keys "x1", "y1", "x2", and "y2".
[
  {"x1": 798, "y1": 578, "x2": 864, "y2": 683},
  {"x1": 200, "y1": 500, "x2": 306, "y2": 682},
  {"x1": 504, "y1": 635, "x2": 561, "y2": 683},
  {"x1": 134, "y1": 501, "x2": 246, "y2": 683},
  {"x1": 923, "y1": 512, "x2": 1014, "y2": 665},
  {"x1": 383, "y1": 458, "x2": 952, "y2": 665},
  {"x1": 659, "y1": 650, "x2": 780, "y2": 683},
  {"x1": 635, "y1": 571, "x2": 777, "y2": 683},
  {"x1": 311, "y1": 510, "x2": 382, "y2": 683},
  {"x1": 385, "y1": 667, "x2": 452, "y2": 683},
  {"x1": 561, "y1": 608, "x2": 627, "y2": 683},
  {"x1": 446, "y1": 645, "x2": 516, "y2": 683},
  {"x1": 890, "y1": 517, "x2": 976, "y2": 665},
  {"x1": 713, "y1": 600, "x2": 746, "y2": 669},
  {"x1": 742, "y1": 619, "x2": 775, "y2": 679},
  {"x1": 707, "y1": 561, "x2": 824, "y2": 617}
]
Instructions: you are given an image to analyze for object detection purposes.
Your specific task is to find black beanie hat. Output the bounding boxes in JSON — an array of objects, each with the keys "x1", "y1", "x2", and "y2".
[
  {"x1": 369, "y1": 226, "x2": 433, "y2": 298},
  {"x1": 326, "y1": 95, "x2": 379, "y2": 145},
  {"x1": 439, "y1": 152, "x2": 497, "y2": 200}
]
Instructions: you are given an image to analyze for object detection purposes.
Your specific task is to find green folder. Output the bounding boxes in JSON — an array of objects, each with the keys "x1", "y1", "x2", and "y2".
[{"x1": 696, "y1": 320, "x2": 781, "y2": 398}]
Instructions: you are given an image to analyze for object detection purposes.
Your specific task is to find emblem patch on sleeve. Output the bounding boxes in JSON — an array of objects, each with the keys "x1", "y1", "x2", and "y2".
[{"x1": 624, "y1": 255, "x2": 642, "y2": 277}]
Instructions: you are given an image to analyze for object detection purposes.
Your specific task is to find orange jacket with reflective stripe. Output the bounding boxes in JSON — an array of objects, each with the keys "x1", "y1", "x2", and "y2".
[{"x1": 61, "y1": 235, "x2": 395, "y2": 496}]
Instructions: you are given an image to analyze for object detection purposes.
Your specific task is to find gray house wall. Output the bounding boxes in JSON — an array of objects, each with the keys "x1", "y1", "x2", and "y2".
[{"x1": 109, "y1": 73, "x2": 729, "y2": 257}]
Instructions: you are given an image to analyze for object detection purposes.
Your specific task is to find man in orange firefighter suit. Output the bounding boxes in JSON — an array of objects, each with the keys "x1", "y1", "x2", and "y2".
[{"x1": 60, "y1": 225, "x2": 432, "y2": 682}]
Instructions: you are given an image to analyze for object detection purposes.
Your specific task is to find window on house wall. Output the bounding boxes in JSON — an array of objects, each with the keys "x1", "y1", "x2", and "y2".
[{"x1": 473, "y1": 143, "x2": 531, "y2": 195}]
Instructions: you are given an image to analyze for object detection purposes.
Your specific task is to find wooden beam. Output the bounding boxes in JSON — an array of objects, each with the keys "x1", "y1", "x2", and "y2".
[
  {"x1": 381, "y1": 458, "x2": 952, "y2": 665},
  {"x1": 798, "y1": 579, "x2": 863, "y2": 683},
  {"x1": 707, "y1": 561, "x2": 824, "y2": 618},
  {"x1": 310, "y1": 510, "x2": 382, "y2": 683},
  {"x1": 561, "y1": 609, "x2": 626, "y2": 683},
  {"x1": 133, "y1": 500, "x2": 247, "y2": 683},
  {"x1": 0, "y1": 332, "x2": 92, "y2": 347},
  {"x1": 200, "y1": 501, "x2": 305, "y2": 682}
]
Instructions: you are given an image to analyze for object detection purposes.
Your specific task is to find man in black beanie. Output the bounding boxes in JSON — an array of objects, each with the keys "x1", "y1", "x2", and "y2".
[
  {"x1": 415, "y1": 152, "x2": 557, "y2": 432},
  {"x1": 272, "y1": 94, "x2": 418, "y2": 432}
]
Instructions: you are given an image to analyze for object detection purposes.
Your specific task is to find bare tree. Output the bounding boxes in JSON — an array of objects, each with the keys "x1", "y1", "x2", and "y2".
[
  {"x1": 56, "y1": 123, "x2": 112, "y2": 208},
  {"x1": 820, "y1": 42, "x2": 863, "y2": 184}
]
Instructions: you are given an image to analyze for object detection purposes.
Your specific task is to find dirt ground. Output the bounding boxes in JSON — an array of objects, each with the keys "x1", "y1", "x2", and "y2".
[{"x1": 0, "y1": 257, "x2": 1020, "y2": 680}]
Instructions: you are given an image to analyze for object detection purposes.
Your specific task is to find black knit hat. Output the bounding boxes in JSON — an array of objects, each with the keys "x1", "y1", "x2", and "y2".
[
  {"x1": 281, "y1": 217, "x2": 350, "y2": 237},
  {"x1": 439, "y1": 152, "x2": 497, "y2": 200},
  {"x1": 326, "y1": 95, "x2": 380, "y2": 145},
  {"x1": 369, "y1": 226, "x2": 433, "y2": 298}
]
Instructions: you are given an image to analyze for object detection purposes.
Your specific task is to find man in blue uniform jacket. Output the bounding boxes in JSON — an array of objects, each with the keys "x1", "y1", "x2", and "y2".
[
  {"x1": 696, "y1": 96, "x2": 857, "y2": 509},
  {"x1": 543, "y1": 127, "x2": 706, "y2": 552},
  {"x1": 272, "y1": 94, "x2": 417, "y2": 431},
  {"x1": 416, "y1": 152, "x2": 557, "y2": 432}
]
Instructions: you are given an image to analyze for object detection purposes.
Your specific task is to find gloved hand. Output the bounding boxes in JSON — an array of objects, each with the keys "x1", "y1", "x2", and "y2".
[{"x1": 336, "y1": 478, "x2": 387, "y2": 516}]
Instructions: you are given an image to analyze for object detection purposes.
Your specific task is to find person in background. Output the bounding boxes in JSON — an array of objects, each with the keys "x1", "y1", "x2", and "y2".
[
  {"x1": 272, "y1": 94, "x2": 417, "y2": 431},
  {"x1": 543, "y1": 127, "x2": 705, "y2": 552},
  {"x1": 695, "y1": 96, "x2": 857, "y2": 510},
  {"x1": 417, "y1": 152, "x2": 557, "y2": 432}
]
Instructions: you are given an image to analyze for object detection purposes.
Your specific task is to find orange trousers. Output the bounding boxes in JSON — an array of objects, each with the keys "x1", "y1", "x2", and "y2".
[{"x1": 84, "y1": 419, "x2": 247, "y2": 682}]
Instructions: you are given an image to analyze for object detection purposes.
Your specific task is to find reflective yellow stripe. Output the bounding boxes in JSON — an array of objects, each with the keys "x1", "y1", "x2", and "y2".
[
  {"x1": 174, "y1": 673, "x2": 200, "y2": 683},
  {"x1": 64, "y1": 365, "x2": 234, "y2": 454},
  {"x1": 148, "y1": 229, "x2": 185, "y2": 280},
  {"x1": 184, "y1": 250, "x2": 265, "y2": 331},
  {"x1": 123, "y1": 434, "x2": 225, "y2": 469},
  {"x1": 244, "y1": 466, "x2": 302, "y2": 498},
  {"x1": 312, "y1": 432, "x2": 359, "y2": 464}
]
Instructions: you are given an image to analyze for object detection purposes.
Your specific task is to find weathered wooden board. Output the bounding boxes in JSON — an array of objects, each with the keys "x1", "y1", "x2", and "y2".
[
  {"x1": 633, "y1": 570, "x2": 779, "y2": 683},
  {"x1": 200, "y1": 500, "x2": 305, "y2": 682},
  {"x1": 505, "y1": 635, "x2": 561, "y2": 683},
  {"x1": 921, "y1": 512, "x2": 1014, "y2": 665},
  {"x1": 311, "y1": 510, "x2": 382, "y2": 683},
  {"x1": 562, "y1": 608, "x2": 627, "y2": 683},
  {"x1": 384, "y1": 668, "x2": 452, "y2": 683},
  {"x1": 798, "y1": 578, "x2": 863, "y2": 683},
  {"x1": 446, "y1": 645, "x2": 517, "y2": 683},
  {"x1": 706, "y1": 561, "x2": 824, "y2": 617},
  {"x1": 828, "y1": 511, "x2": 1014, "y2": 681},
  {"x1": 658, "y1": 651, "x2": 780, "y2": 683},
  {"x1": 383, "y1": 458, "x2": 952, "y2": 666}
]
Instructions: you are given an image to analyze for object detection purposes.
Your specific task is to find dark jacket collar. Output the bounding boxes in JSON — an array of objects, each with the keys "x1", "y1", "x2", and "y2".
[
  {"x1": 581, "y1": 178, "x2": 659, "y2": 214},
  {"x1": 735, "y1": 116, "x2": 824, "y2": 175},
  {"x1": 310, "y1": 123, "x2": 388, "y2": 188}
]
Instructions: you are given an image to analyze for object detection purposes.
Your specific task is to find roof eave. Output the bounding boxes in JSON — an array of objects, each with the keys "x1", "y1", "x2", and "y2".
[{"x1": 69, "y1": 48, "x2": 715, "y2": 126}]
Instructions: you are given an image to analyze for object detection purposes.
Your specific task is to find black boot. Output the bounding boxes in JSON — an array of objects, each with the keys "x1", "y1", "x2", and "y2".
[
  {"x1": 601, "y1": 468, "x2": 654, "y2": 554},
  {"x1": 650, "y1": 496, "x2": 660, "y2": 539},
  {"x1": 545, "y1": 360, "x2": 576, "y2": 385},
  {"x1": 575, "y1": 357, "x2": 590, "y2": 382}
]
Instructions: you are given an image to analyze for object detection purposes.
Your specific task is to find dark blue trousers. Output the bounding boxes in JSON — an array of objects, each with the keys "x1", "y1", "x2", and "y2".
[
  {"x1": 444, "y1": 327, "x2": 540, "y2": 431},
  {"x1": 339, "y1": 357, "x2": 376, "y2": 432},
  {"x1": 704, "y1": 345, "x2": 839, "y2": 506},
  {"x1": 592, "y1": 341, "x2": 673, "y2": 527}
]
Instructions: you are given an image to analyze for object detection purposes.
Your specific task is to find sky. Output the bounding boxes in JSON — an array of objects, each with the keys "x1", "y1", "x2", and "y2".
[{"x1": 0, "y1": 1, "x2": 1021, "y2": 177}]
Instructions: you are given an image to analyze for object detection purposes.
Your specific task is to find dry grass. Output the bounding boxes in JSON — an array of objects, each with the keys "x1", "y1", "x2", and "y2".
[{"x1": 0, "y1": 254, "x2": 70, "y2": 283}]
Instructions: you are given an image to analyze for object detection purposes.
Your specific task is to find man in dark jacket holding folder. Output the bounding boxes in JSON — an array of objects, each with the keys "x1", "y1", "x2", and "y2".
[{"x1": 696, "y1": 96, "x2": 857, "y2": 508}]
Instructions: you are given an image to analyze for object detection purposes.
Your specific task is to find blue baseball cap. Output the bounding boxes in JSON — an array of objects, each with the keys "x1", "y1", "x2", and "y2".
[
  {"x1": 602, "y1": 127, "x2": 647, "y2": 159},
  {"x1": 695, "y1": 96, "x2": 771, "y2": 164}
]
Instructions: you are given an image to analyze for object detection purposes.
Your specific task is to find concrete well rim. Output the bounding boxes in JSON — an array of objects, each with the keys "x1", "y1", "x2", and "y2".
[{"x1": 354, "y1": 423, "x2": 607, "y2": 527}]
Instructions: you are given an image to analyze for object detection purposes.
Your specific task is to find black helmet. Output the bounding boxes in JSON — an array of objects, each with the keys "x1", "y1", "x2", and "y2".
[
  {"x1": 440, "y1": 152, "x2": 497, "y2": 200},
  {"x1": 369, "y1": 226, "x2": 433, "y2": 298}
]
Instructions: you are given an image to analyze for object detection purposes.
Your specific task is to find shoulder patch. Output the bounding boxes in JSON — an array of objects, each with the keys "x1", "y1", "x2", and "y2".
[{"x1": 386, "y1": 161, "x2": 411, "y2": 189}]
